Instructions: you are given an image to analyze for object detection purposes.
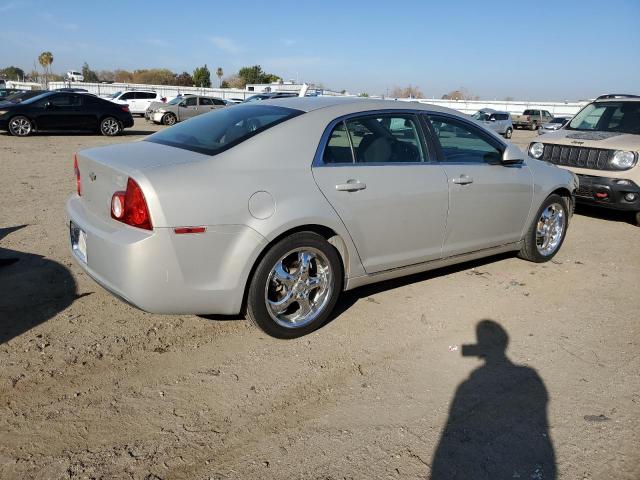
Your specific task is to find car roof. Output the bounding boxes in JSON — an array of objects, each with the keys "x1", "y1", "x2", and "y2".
[{"x1": 259, "y1": 96, "x2": 462, "y2": 115}]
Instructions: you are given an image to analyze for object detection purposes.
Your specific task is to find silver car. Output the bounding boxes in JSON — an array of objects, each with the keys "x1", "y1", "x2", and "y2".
[
  {"x1": 538, "y1": 116, "x2": 571, "y2": 135},
  {"x1": 472, "y1": 109, "x2": 514, "y2": 139},
  {"x1": 146, "y1": 95, "x2": 226, "y2": 125},
  {"x1": 67, "y1": 98, "x2": 577, "y2": 338}
]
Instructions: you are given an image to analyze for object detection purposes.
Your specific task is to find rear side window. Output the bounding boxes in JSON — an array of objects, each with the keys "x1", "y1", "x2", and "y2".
[
  {"x1": 323, "y1": 114, "x2": 425, "y2": 164},
  {"x1": 146, "y1": 104, "x2": 302, "y2": 155},
  {"x1": 199, "y1": 97, "x2": 213, "y2": 106},
  {"x1": 213, "y1": 98, "x2": 226, "y2": 105}
]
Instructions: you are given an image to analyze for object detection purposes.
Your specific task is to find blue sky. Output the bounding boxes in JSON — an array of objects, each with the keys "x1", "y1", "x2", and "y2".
[{"x1": 1, "y1": 0, "x2": 638, "y2": 100}]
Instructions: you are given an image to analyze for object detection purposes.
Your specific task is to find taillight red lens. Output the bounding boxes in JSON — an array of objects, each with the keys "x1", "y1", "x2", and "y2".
[
  {"x1": 73, "y1": 153, "x2": 81, "y2": 196},
  {"x1": 121, "y1": 105, "x2": 130, "y2": 113},
  {"x1": 110, "y1": 178, "x2": 152, "y2": 230}
]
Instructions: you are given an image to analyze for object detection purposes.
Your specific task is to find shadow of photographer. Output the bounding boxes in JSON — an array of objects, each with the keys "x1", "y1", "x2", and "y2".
[
  {"x1": 430, "y1": 319, "x2": 556, "y2": 479},
  {"x1": 0, "y1": 225, "x2": 88, "y2": 344}
]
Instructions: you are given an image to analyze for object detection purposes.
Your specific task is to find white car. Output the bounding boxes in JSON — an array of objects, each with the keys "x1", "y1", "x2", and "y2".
[
  {"x1": 66, "y1": 70, "x2": 84, "y2": 82},
  {"x1": 108, "y1": 90, "x2": 163, "y2": 116}
]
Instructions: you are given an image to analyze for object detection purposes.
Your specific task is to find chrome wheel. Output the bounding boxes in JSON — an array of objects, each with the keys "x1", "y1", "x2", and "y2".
[
  {"x1": 505, "y1": 128, "x2": 512, "y2": 139},
  {"x1": 101, "y1": 117, "x2": 120, "y2": 136},
  {"x1": 9, "y1": 116, "x2": 32, "y2": 136},
  {"x1": 265, "y1": 247, "x2": 332, "y2": 329},
  {"x1": 536, "y1": 203, "x2": 565, "y2": 256}
]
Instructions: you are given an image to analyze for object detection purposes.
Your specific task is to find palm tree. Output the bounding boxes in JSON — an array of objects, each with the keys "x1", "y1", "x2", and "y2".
[
  {"x1": 38, "y1": 51, "x2": 54, "y2": 84},
  {"x1": 216, "y1": 67, "x2": 224, "y2": 87}
]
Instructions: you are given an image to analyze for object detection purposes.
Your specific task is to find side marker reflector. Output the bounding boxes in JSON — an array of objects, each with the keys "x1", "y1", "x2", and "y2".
[{"x1": 174, "y1": 227, "x2": 206, "y2": 234}]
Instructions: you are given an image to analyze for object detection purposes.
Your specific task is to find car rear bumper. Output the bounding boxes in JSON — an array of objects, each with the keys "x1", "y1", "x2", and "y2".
[
  {"x1": 66, "y1": 195, "x2": 267, "y2": 315},
  {"x1": 574, "y1": 174, "x2": 640, "y2": 211}
]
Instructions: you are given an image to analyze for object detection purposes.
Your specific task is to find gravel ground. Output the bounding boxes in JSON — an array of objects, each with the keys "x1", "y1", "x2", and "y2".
[{"x1": 0, "y1": 120, "x2": 638, "y2": 479}]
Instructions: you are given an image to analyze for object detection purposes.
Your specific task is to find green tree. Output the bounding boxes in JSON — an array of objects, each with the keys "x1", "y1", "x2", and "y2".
[
  {"x1": 192, "y1": 64, "x2": 211, "y2": 88},
  {"x1": 175, "y1": 71, "x2": 193, "y2": 87},
  {"x1": 82, "y1": 62, "x2": 99, "y2": 83},
  {"x1": 38, "y1": 51, "x2": 54, "y2": 82},
  {"x1": 216, "y1": 67, "x2": 224, "y2": 87},
  {"x1": 0, "y1": 66, "x2": 25, "y2": 80},
  {"x1": 238, "y1": 65, "x2": 280, "y2": 86}
]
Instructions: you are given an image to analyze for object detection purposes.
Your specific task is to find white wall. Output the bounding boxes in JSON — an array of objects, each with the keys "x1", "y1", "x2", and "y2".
[
  {"x1": 7, "y1": 80, "x2": 587, "y2": 116},
  {"x1": 401, "y1": 98, "x2": 586, "y2": 117},
  {"x1": 46, "y1": 81, "x2": 258, "y2": 100}
]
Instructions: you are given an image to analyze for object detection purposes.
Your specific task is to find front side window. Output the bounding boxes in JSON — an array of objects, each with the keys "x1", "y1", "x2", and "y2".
[
  {"x1": 568, "y1": 102, "x2": 640, "y2": 134},
  {"x1": 120, "y1": 92, "x2": 133, "y2": 100},
  {"x1": 146, "y1": 104, "x2": 302, "y2": 155},
  {"x1": 429, "y1": 116, "x2": 502, "y2": 163},
  {"x1": 184, "y1": 97, "x2": 197, "y2": 107},
  {"x1": 49, "y1": 94, "x2": 82, "y2": 107}
]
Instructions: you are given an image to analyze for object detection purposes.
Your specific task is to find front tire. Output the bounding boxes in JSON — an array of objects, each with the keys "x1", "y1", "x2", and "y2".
[
  {"x1": 518, "y1": 194, "x2": 569, "y2": 262},
  {"x1": 635, "y1": 211, "x2": 640, "y2": 226},
  {"x1": 530, "y1": 122, "x2": 538, "y2": 131},
  {"x1": 246, "y1": 232, "x2": 343, "y2": 338},
  {"x1": 100, "y1": 116, "x2": 122, "y2": 136},
  {"x1": 162, "y1": 113, "x2": 177, "y2": 126},
  {"x1": 8, "y1": 116, "x2": 33, "y2": 137}
]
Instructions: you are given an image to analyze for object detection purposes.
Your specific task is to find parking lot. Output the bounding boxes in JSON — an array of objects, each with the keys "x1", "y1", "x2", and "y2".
[{"x1": 1, "y1": 121, "x2": 638, "y2": 479}]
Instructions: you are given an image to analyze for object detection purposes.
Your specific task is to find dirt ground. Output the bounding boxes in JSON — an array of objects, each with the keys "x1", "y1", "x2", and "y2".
[{"x1": 0, "y1": 120, "x2": 638, "y2": 480}]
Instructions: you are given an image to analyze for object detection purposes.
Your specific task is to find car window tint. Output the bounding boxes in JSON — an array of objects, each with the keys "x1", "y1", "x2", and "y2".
[
  {"x1": 345, "y1": 114, "x2": 425, "y2": 163},
  {"x1": 50, "y1": 94, "x2": 81, "y2": 107},
  {"x1": 185, "y1": 97, "x2": 197, "y2": 106},
  {"x1": 213, "y1": 98, "x2": 226, "y2": 105},
  {"x1": 429, "y1": 116, "x2": 502, "y2": 164},
  {"x1": 146, "y1": 104, "x2": 302, "y2": 155},
  {"x1": 120, "y1": 93, "x2": 132, "y2": 100},
  {"x1": 323, "y1": 121, "x2": 353, "y2": 164},
  {"x1": 199, "y1": 97, "x2": 213, "y2": 106}
]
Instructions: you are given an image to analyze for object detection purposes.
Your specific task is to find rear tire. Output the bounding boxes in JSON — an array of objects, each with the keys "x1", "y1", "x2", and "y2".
[
  {"x1": 162, "y1": 113, "x2": 177, "y2": 126},
  {"x1": 518, "y1": 194, "x2": 569, "y2": 262},
  {"x1": 8, "y1": 115, "x2": 33, "y2": 137},
  {"x1": 504, "y1": 128, "x2": 513, "y2": 139},
  {"x1": 635, "y1": 211, "x2": 640, "y2": 226},
  {"x1": 246, "y1": 232, "x2": 343, "y2": 339},
  {"x1": 100, "y1": 116, "x2": 122, "y2": 136}
]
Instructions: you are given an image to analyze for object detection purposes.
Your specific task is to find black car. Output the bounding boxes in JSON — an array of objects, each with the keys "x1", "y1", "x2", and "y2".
[{"x1": 0, "y1": 91, "x2": 134, "y2": 137}]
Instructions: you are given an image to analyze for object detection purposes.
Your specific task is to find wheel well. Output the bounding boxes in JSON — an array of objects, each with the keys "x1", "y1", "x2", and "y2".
[
  {"x1": 551, "y1": 187, "x2": 574, "y2": 215},
  {"x1": 239, "y1": 224, "x2": 347, "y2": 314}
]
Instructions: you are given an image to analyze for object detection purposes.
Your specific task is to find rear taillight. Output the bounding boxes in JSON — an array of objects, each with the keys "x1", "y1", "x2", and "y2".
[
  {"x1": 73, "y1": 153, "x2": 81, "y2": 196},
  {"x1": 121, "y1": 105, "x2": 130, "y2": 113},
  {"x1": 111, "y1": 178, "x2": 152, "y2": 230}
]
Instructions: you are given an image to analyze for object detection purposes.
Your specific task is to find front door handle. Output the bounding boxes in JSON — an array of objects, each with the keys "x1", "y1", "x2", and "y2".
[
  {"x1": 452, "y1": 175, "x2": 474, "y2": 185},
  {"x1": 335, "y1": 180, "x2": 367, "y2": 192}
]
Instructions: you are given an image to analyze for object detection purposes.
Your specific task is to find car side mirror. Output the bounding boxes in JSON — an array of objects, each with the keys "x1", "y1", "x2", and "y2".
[{"x1": 502, "y1": 144, "x2": 524, "y2": 165}]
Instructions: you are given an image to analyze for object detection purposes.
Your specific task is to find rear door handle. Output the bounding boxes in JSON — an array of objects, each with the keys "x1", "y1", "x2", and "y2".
[
  {"x1": 335, "y1": 180, "x2": 367, "y2": 192},
  {"x1": 452, "y1": 175, "x2": 474, "y2": 185}
]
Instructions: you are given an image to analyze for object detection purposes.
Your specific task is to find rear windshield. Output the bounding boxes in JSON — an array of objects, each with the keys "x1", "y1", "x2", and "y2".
[
  {"x1": 145, "y1": 104, "x2": 303, "y2": 155},
  {"x1": 567, "y1": 102, "x2": 640, "y2": 134}
]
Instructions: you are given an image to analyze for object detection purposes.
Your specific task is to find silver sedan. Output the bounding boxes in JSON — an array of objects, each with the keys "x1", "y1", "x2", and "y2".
[{"x1": 67, "y1": 98, "x2": 578, "y2": 338}]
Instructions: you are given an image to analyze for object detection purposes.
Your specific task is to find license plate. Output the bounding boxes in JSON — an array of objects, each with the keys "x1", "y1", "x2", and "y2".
[{"x1": 70, "y1": 222, "x2": 87, "y2": 263}]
